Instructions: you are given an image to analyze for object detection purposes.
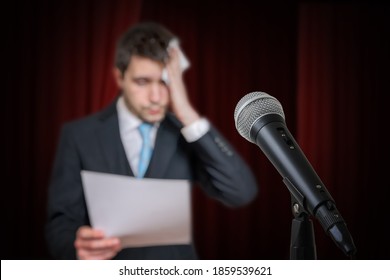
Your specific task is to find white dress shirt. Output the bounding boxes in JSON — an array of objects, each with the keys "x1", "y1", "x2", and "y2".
[{"x1": 116, "y1": 96, "x2": 210, "y2": 176}]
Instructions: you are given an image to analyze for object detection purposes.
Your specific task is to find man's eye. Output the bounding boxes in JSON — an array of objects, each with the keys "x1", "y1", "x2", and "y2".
[{"x1": 134, "y1": 78, "x2": 149, "y2": 85}]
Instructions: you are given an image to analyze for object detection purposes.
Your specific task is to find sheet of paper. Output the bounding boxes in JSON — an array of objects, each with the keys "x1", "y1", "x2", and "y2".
[{"x1": 80, "y1": 170, "x2": 191, "y2": 248}]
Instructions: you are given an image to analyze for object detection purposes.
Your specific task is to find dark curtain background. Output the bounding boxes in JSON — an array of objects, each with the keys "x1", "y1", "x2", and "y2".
[{"x1": 3, "y1": 0, "x2": 389, "y2": 260}]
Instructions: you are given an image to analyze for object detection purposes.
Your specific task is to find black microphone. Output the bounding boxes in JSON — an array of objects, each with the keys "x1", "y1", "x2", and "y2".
[{"x1": 234, "y1": 91, "x2": 356, "y2": 257}]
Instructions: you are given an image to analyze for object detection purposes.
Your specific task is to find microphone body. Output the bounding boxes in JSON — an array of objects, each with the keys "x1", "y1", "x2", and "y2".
[
  {"x1": 234, "y1": 92, "x2": 356, "y2": 257},
  {"x1": 251, "y1": 113, "x2": 332, "y2": 215}
]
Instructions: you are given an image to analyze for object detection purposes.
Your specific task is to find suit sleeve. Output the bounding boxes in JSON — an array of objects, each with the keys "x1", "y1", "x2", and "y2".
[
  {"x1": 189, "y1": 125, "x2": 259, "y2": 207},
  {"x1": 45, "y1": 124, "x2": 87, "y2": 259}
]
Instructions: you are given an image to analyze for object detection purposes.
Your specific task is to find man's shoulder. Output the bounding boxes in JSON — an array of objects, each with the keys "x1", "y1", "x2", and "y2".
[{"x1": 61, "y1": 99, "x2": 117, "y2": 133}]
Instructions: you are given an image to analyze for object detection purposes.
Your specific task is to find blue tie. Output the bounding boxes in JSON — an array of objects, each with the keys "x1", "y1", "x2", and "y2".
[{"x1": 137, "y1": 122, "x2": 153, "y2": 178}]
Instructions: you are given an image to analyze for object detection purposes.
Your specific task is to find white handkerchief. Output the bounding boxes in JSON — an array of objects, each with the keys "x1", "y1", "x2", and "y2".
[{"x1": 162, "y1": 38, "x2": 190, "y2": 84}]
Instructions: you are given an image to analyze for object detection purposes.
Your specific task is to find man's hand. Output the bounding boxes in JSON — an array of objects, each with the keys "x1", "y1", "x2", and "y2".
[
  {"x1": 74, "y1": 226, "x2": 122, "y2": 260},
  {"x1": 166, "y1": 47, "x2": 200, "y2": 126}
]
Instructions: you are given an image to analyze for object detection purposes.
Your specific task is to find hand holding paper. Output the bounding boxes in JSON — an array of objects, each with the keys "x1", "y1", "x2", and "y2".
[{"x1": 74, "y1": 225, "x2": 122, "y2": 260}]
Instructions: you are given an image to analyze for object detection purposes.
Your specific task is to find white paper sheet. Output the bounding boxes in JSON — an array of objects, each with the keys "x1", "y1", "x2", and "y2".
[{"x1": 80, "y1": 170, "x2": 191, "y2": 248}]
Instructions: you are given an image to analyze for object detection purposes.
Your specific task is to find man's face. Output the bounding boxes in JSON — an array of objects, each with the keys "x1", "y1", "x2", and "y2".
[{"x1": 115, "y1": 55, "x2": 169, "y2": 123}]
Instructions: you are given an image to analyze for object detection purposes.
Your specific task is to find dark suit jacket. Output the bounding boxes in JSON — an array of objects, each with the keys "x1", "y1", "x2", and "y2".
[{"x1": 45, "y1": 97, "x2": 258, "y2": 259}]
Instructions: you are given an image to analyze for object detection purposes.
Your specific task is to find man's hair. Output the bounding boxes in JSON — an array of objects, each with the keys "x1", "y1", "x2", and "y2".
[{"x1": 114, "y1": 22, "x2": 176, "y2": 75}]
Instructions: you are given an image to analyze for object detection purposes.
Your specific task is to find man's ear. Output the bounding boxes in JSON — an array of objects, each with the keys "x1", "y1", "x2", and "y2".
[{"x1": 112, "y1": 68, "x2": 123, "y2": 88}]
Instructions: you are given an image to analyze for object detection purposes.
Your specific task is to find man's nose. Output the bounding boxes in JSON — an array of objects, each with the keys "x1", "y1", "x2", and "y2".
[{"x1": 149, "y1": 84, "x2": 162, "y2": 103}]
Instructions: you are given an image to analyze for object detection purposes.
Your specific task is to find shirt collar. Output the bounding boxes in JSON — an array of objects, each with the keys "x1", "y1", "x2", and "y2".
[{"x1": 117, "y1": 96, "x2": 142, "y2": 133}]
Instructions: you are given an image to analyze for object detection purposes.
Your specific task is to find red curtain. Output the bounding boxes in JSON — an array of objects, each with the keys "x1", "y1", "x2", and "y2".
[
  {"x1": 4, "y1": 0, "x2": 142, "y2": 259},
  {"x1": 297, "y1": 3, "x2": 390, "y2": 259},
  {"x1": 4, "y1": 0, "x2": 390, "y2": 259}
]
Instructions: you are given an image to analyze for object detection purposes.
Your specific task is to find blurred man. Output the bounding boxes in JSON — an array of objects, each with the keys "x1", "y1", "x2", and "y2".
[{"x1": 46, "y1": 21, "x2": 258, "y2": 260}]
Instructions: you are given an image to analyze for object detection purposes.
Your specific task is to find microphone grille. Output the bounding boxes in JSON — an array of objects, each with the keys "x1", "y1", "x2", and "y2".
[{"x1": 234, "y1": 91, "x2": 285, "y2": 142}]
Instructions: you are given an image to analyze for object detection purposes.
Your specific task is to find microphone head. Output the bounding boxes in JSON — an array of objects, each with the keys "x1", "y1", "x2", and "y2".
[{"x1": 234, "y1": 91, "x2": 285, "y2": 143}]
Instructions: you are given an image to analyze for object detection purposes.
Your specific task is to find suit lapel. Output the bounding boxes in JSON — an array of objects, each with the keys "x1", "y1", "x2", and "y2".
[
  {"x1": 96, "y1": 98, "x2": 134, "y2": 177},
  {"x1": 145, "y1": 115, "x2": 181, "y2": 178},
  {"x1": 95, "y1": 102, "x2": 181, "y2": 179}
]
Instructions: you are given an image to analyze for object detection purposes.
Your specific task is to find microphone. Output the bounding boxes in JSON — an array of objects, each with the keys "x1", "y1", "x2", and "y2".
[{"x1": 234, "y1": 91, "x2": 356, "y2": 257}]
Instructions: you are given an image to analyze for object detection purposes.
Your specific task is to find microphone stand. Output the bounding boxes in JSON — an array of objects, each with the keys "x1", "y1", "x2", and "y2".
[{"x1": 290, "y1": 196, "x2": 317, "y2": 259}]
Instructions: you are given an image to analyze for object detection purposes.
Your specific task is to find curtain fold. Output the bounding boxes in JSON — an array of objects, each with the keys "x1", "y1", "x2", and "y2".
[
  {"x1": 4, "y1": 0, "x2": 142, "y2": 259},
  {"x1": 297, "y1": 3, "x2": 390, "y2": 259}
]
